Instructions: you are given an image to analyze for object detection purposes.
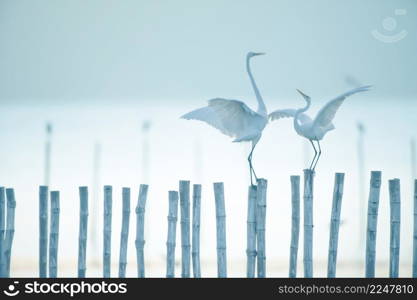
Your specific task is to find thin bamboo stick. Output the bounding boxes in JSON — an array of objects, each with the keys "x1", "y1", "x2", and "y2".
[
  {"x1": 192, "y1": 184, "x2": 202, "y2": 278},
  {"x1": 78, "y1": 186, "x2": 88, "y2": 278},
  {"x1": 166, "y1": 191, "x2": 179, "y2": 278},
  {"x1": 214, "y1": 182, "x2": 227, "y2": 278},
  {"x1": 49, "y1": 191, "x2": 60, "y2": 278},
  {"x1": 246, "y1": 185, "x2": 257, "y2": 278},
  {"x1": 303, "y1": 169, "x2": 314, "y2": 278},
  {"x1": 135, "y1": 184, "x2": 148, "y2": 278},
  {"x1": 0, "y1": 187, "x2": 5, "y2": 277},
  {"x1": 289, "y1": 176, "x2": 300, "y2": 278},
  {"x1": 179, "y1": 180, "x2": 191, "y2": 278},
  {"x1": 256, "y1": 179, "x2": 267, "y2": 278},
  {"x1": 4, "y1": 188, "x2": 16, "y2": 277},
  {"x1": 413, "y1": 179, "x2": 417, "y2": 278},
  {"x1": 103, "y1": 185, "x2": 112, "y2": 278},
  {"x1": 365, "y1": 171, "x2": 382, "y2": 278},
  {"x1": 327, "y1": 173, "x2": 345, "y2": 278},
  {"x1": 39, "y1": 185, "x2": 48, "y2": 278},
  {"x1": 389, "y1": 178, "x2": 401, "y2": 278},
  {"x1": 118, "y1": 187, "x2": 130, "y2": 278}
]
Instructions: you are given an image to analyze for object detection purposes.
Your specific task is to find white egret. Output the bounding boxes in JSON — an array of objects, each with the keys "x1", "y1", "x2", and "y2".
[
  {"x1": 269, "y1": 86, "x2": 371, "y2": 170},
  {"x1": 181, "y1": 52, "x2": 268, "y2": 185}
]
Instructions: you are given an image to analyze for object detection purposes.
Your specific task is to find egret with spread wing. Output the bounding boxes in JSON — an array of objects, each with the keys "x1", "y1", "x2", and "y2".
[
  {"x1": 181, "y1": 52, "x2": 267, "y2": 185},
  {"x1": 269, "y1": 86, "x2": 371, "y2": 171}
]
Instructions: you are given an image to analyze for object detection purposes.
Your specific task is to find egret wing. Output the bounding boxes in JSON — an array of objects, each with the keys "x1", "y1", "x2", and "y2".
[
  {"x1": 268, "y1": 109, "x2": 297, "y2": 120},
  {"x1": 208, "y1": 98, "x2": 265, "y2": 139},
  {"x1": 181, "y1": 106, "x2": 232, "y2": 137},
  {"x1": 313, "y1": 85, "x2": 371, "y2": 128},
  {"x1": 269, "y1": 109, "x2": 312, "y2": 124}
]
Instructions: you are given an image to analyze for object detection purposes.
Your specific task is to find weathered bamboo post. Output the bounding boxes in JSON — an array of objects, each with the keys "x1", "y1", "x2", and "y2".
[
  {"x1": 135, "y1": 184, "x2": 148, "y2": 278},
  {"x1": 4, "y1": 188, "x2": 16, "y2": 277},
  {"x1": 389, "y1": 178, "x2": 401, "y2": 278},
  {"x1": 103, "y1": 185, "x2": 112, "y2": 278},
  {"x1": 289, "y1": 176, "x2": 300, "y2": 278},
  {"x1": 166, "y1": 191, "x2": 179, "y2": 278},
  {"x1": 327, "y1": 173, "x2": 345, "y2": 278},
  {"x1": 49, "y1": 191, "x2": 60, "y2": 278},
  {"x1": 0, "y1": 187, "x2": 5, "y2": 277},
  {"x1": 179, "y1": 180, "x2": 191, "y2": 278},
  {"x1": 192, "y1": 184, "x2": 202, "y2": 278},
  {"x1": 39, "y1": 186, "x2": 48, "y2": 278},
  {"x1": 78, "y1": 186, "x2": 88, "y2": 278},
  {"x1": 118, "y1": 187, "x2": 130, "y2": 278},
  {"x1": 246, "y1": 185, "x2": 257, "y2": 278},
  {"x1": 214, "y1": 182, "x2": 227, "y2": 278},
  {"x1": 303, "y1": 169, "x2": 314, "y2": 278},
  {"x1": 256, "y1": 179, "x2": 267, "y2": 278},
  {"x1": 413, "y1": 179, "x2": 417, "y2": 278},
  {"x1": 365, "y1": 171, "x2": 382, "y2": 278}
]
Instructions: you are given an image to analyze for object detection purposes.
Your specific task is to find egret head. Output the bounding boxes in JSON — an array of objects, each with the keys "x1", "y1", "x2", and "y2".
[
  {"x1": 296, "y1": 89, "x2": 311, "y2": 103},
  {"x1": 247, "y1": 52, "x2": 265, "y2": 59}
]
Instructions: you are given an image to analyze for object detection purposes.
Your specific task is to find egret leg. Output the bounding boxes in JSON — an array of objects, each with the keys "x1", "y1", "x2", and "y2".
[
  {"x1": 312, "y1": 140, "x2": 322, "y2": 171},
  {"x1": 247, "y1": 154, "x2": 254, "y2": 186},
  {"x1": 309, "y1": 139, "x2": 318, "y2": 170},
  {"x1": 248, "y1": 140, "x2": 259, "y2": 186}
]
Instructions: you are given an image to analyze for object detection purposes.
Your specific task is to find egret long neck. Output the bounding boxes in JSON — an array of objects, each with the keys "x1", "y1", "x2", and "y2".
[
  {"x1": 294, "y1": 99, "x2": 311, "y2": 133},
  {"x1": 246, "y1": 57, "x2": 267, "y2": 116}
]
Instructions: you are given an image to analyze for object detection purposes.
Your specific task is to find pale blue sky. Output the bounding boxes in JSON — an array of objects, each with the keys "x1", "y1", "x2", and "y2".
[{"x1": 0, "y1": 0, "x2": 416, "y2": 102}]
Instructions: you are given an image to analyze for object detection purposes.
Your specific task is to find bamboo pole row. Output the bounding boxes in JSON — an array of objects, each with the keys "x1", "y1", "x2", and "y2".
[{"x1": 2, "y1": 172, "x2": 416, "y2": 277}]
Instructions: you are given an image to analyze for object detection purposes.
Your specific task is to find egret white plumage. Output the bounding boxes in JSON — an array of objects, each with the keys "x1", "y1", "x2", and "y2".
[
  {"x1": 269, "y1": 86, "x2": 372, "y2": 171},
  {"x1": 181, "y1": 52, "x2": 268, "y2": 185}
]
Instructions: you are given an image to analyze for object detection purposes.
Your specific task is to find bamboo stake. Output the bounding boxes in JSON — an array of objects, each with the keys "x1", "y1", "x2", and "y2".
[
  {"x1": 389, "y1": 178, "x2": 401, "y2": 278},
  {"x1": 118, "y1": 187, "x2": 130, "y2": 278},
  {"x1": 289, "y1": 176, "x2": 300, "y2": 278},
  {"x1": 166, "y1": 191, "x2": 179, "y2": 278},
  {"x1": 327, "y1": 173, "x2": 345, "y2": 278},
  {"x1": 0, "y1": 187, "x2": 5, "y2": 277},
  {"x1": 78, "y1": 186, "x2": 88, "y2": 278},
  {"x1": 413, "y1": 179, "x2": 417, "y2": 278},
  {"x1": 246, "y1": 185, "x2": 257, "y2": 278},
  {"x1": 256, "y1": 179, "x2": 267, "y2": 278},
  {"x1": 49, "y1": 191, "x2": 60, "y2": 278},
  {"x1": 135, "y1": 184, "x2": 148, "y2": 278},
  {"x1": 103, "y1": 185, "x2": 112, "y2": 278},
  {"x1": 4, "y1": 189, "x2": 16, "y2": 277},
  {"x1": 192, "y1": 184, "x2": 202, "y2": 278},
  {"x1": 365, "y1": 171, "x2": 382, "y2": 278},
  {"x1": 39, "y1": 185, "x2": 48, "y2": 278},
  {"x1": 303, "y1": 169, "x2": 314, "y2": 278},
  {"x1": 214, "y1": 182, "x2": 227, "y2": 278},
  {"x1": 179, "y1": 180, "x2": 191, "y2": 278}
]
